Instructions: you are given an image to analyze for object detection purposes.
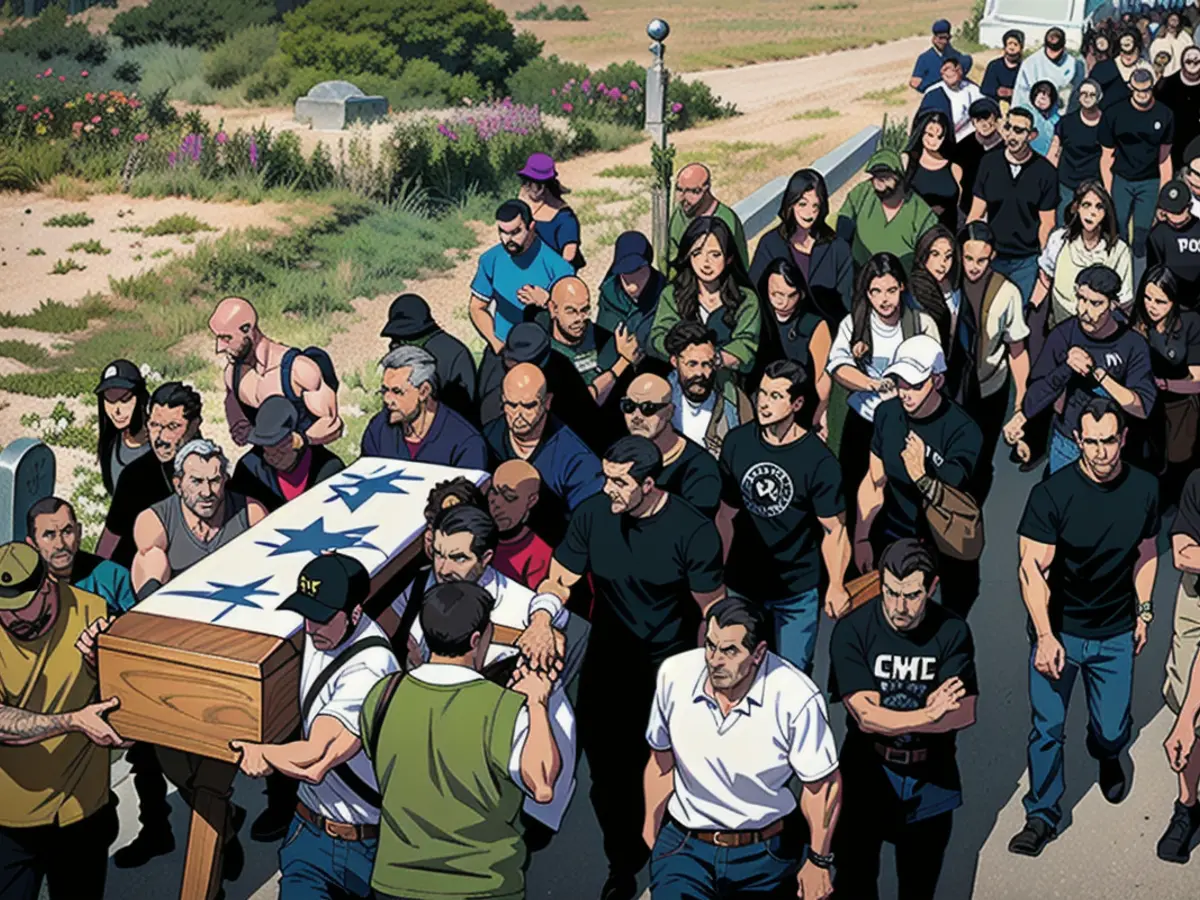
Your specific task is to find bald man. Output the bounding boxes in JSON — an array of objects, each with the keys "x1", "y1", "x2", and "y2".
[
  {"x1": 487, "y1": 459, "x2": 553, "y2": 591},
  {"x1": 545, "y1": 276, "x2": 641, "y2": 405},
  {"x1": 209, "y1": 297, "x2": 343, "y2": 448},
  {"x1": 484, "y1": 363, "x2": 604, "y2": 546},
  {"x1": 622, "y1": 374, "x2": 722, "y2": 520},
  {"x1": 667, "y1": 162, "x2": 749, "y2": 273}
]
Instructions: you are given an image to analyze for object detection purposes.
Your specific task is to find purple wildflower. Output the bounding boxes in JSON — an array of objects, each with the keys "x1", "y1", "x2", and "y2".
[
  {"x1": 630, "y1": 79, "x2": 640, "y2": 90},
  {"x1": 581, "y1": 78, "x2": 591, "y2": 94},
  {"x1": 249, "y1": 137, "x2": 258, "y2": 170},
  {"x1": 215, "y1": 131, "x2": 228, "y2": 145},
  {"x1": 671, "y1": 102, "x2": 683, "y2": 113}
]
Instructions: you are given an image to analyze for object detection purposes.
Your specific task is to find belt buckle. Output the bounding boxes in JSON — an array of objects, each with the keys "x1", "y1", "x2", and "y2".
[
  {"x1": 711, "y1": 831, "x2": 737, "y2": 848},
  {"x1": 324, "y1": 819, "x2": 355, "y2": 841},
  {"x1": 886, "y1": 747, "x2": 911, "y2": 765}
]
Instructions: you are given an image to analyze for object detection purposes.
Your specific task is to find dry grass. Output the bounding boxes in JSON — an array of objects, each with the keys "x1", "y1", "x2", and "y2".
[
  {"x1": 491, "y1": 0, "x2": 976, "y2": 71},
  {"x1": 858, "y1": 84, "x2": 910, "y2": 106},
  {"x1": 792, "y1": 107, "x2": 841, "y2": 120},
  {"x1": 44, "y1": 176, "x2": 97, "y2": 202}
]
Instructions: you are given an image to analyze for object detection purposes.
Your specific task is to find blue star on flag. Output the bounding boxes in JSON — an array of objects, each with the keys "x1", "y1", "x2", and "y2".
[
  {"x1": 324, "y1": 465, "x2": 423, "y2": 513},
  {"x1": 161, "y1": 576, "x2": 279, "y2": 624},
  {"x1": 255, "y1": 518, "x2": 384, "y2": 558}
]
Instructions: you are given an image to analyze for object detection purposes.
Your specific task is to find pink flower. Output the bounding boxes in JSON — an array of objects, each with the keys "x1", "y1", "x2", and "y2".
[
  {"x1": 550, "y1": 87, "x2": 557, "y2": 96},
  {"x1": 43, "y1": 68, "x2": 52, "y2": 77},
  {"x1": 15, "y1": 104, "x2": 26, "y2": 112},
  {"x1": 91, "y1": 115, "x2": 102, "y2": 124},
  {"x1": 630, "y1": 80, "x2": 640, "y2": 90},
  {"x1": 581, "y1": 78, "x2": 591, "y2": 93},
  {"x1": 80, "y1": 70, "x2": 89, "y2": 77},
  {"x1": 134, "y1": 132, "x2": 149, "y2": 143},
  {"x1": 671, "y1": 102, "x2": 683, "y2": 113},
  {"x1": 72, "y1": 121, "x2": 83, "y2": 131},
  {"x1": 58, "y1": 75, "x2": 65, "y2": 82},
  {"x1": 111, "y1": 127, "x2": 120, "y2": 136},
  {"x1": 35, "y1": 73, "x2": 41, "y2": 79},
  {"x1": 31, "y1": 112, "x2": 40, "y2": 120},
  {"x1": 215, "y1": 131, "x2": 228, "y2": 145},
  {"x1": 562, "y1": 102, "x2": 573, "y2": 113}
]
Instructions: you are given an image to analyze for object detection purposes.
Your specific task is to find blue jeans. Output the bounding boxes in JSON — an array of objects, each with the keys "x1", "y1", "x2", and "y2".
[
  {"x1": 279, "y1": 814, "x2": 377, "y2": 900},
  {"x1": 992, "y1": 254, "x2": 1040, "y2": 313},
  {"x1": 650, "y1": 820, "x2": 801, "y2": 900},
  {"x1": 1023, "y1": 631, "x2": 1135, "y2": 829},
  {"x1": 1112, "y1": 174, "x2": 1158, "y2": 258},
  {"x1": 763, "y1": 587, "x2": 820, "y2": 674},
  {"x1": 1048, "y1": 428, "x2": 1082, "y2": 474}
]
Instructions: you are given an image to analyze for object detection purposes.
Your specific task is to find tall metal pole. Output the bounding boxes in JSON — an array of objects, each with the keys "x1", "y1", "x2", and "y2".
[{"x1": 645, "y1": 19, "x2": 671, "y2": 274}]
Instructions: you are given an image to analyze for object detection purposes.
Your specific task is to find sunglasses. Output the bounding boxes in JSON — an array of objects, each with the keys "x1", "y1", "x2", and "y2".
[{"x1": 620, "y1": 398, "x2": 670, "y2": 416}]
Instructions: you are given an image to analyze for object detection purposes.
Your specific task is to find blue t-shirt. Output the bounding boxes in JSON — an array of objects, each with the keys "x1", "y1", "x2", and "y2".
[
  {"x1": 533, "y1": 208, "x2": 582, "y2": 260},
  {"x1": 72, "y1": 552, "x2": 137, "y2": 615},
  {"x1": 980, "y1": 57, "x2": 1018, "y2": 100},
  {"x1": 912, "y1": 45, "x2": 973, "y2": 92},
  {"x1": 470, "y1": 237, "x2": 574, "y2": 341},
  {"x1": 360, "y1": 403, "x2": 488, "y2": 470}
]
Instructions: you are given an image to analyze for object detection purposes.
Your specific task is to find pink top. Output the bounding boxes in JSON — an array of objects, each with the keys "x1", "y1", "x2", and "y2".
[{"x1": 276, "y1": 448, "x2": 313, "y2": 502}]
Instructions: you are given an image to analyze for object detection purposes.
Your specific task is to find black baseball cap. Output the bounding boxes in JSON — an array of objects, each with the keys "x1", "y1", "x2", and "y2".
[
  {"x1": 1159, "y1": 180, "x2": 1191, "y2": 215},
  {"x1": 246, "y1": 396, "x2": 299, "y2": 447},
  {"x1": 95, "y1": 359, "x2": 143, "y2": 395},
  {"x1": 501, "y1": 322, "x2": 551, "y2": 367},
  {"x1": 279, "y1": 552, "x2": 371, "y2": 623},
  {"x1": 607, "y1": 231, "x2": 653, "y2": 277},
  {"x1": 932, "y1": 19, "x2": 951, "y2": 35},
  {"x1": 969, "y1": 97, "x2": 1002, "y2": 120},
  {"x1": 381, "y1": 293, "x2": 438, "y2": 341},
  {"x1": 1045, "y1": 28, "x2": 1066, "y2": 49}
]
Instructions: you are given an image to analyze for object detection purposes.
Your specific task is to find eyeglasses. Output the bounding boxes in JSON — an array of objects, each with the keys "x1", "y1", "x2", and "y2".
[{"x1": 620, "y1": 398, "x2": 670, "y2": 416}]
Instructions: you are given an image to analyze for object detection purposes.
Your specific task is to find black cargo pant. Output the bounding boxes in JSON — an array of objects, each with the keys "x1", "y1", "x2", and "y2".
[{"x1": 0, "y1": 799, "x2": 119, "y2": 900}]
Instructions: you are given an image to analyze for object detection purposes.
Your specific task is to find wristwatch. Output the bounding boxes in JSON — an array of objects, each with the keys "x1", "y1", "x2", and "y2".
[
  {"x1": 807, "y1": 850, "x2": 835, "y2": 870},
  {"x1": 1138, "y1": 602, "x2": 1154, "y2": 624}
]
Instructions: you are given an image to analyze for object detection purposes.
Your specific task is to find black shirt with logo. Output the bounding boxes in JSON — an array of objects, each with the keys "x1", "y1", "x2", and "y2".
[
  {"x1": 829, "y1": 598, "x2": 977, "y2": 787},
  {"x1": 972, "y1": 150, "x2": 1058, "y2": 258},
  {"x1": 719, "y1": 422, "x2": 844, "y2": 600},
  {"x1": 1148, "y1": 216, "x2": 1200, "y2": 307},
  {"x1": 1099, "y1": 100, "x2": 1175, "y2": 182},
  {"x1": 1017, "y1": 462, "x2": 1159, "y2": 639},
  {"x1": 1053, "y1": 111, "x2": 1104, "y2": 190},
  {"x1": 1143, "y1": 309, "x2": 1200, "y2": 385},
  {"x1": 104, "y1": 451, "x2": 176, "y2": 568},
  {"x1": 658, "y1": 438, "x2": 721, "y2": 518},
  {"x1": 870, "y1": 397, "x2": 982, "y2": 542},
  {"x1": 555, "y1": 493, "x2": 723, "y2": 662}
]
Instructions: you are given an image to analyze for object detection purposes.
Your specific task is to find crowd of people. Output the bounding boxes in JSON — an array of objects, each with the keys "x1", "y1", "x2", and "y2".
[{"x1": 5, "y1": 7, "x2": 1200, "y2": 900}]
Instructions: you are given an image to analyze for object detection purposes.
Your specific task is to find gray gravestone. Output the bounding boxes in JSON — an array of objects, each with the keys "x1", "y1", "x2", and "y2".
[
  {"x1": 0, "y1": 439, "x2": 56, "y2": 545},
  {"x1": 294, "y1": 81, "x2": 388, "y2": 130}
]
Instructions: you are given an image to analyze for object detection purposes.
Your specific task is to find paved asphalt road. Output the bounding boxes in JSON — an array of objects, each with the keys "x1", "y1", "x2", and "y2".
[{"x1": 88, "y1": 431, "x2": 1200, "y2": 900}]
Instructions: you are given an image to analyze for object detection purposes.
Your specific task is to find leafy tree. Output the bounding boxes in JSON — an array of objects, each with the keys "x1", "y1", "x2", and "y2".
[
  {"x1": 0, "y1": 5, "x2": 108, "y2": 64},
  {"x1": 110, "y1": 0, "x2": 276, "y2": 50}
]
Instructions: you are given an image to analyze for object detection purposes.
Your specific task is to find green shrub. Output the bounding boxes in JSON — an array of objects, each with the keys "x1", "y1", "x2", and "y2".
[
  {"x1": 27, "y1": 247, "x2": 46, "y2": 256},
  {"x1": 0, "y1": 370, "x2": 98, "y2": 398},
  {"x1": 0, "y1": 297, "x2": 111, "y2": 332},
  {"x1": 51, "y1": 257, "x2": 87, "y2": 274},
  {"x1": 121, "y1": 43, "x2": 206, "y2": 100},
  {"x1": 144, "y1": 213, "x2": 216, "y2": 236},
  {"x1": 507, "y1": 54, "x2": 588, "y2": 106},
  {"x1": 0, "y1": 6, "x2": 108, "y2": 64},
  {"x1": 515, "y1": 3, "x2": 587, "y2": 21},
  {"x1": 879, "y1": 112, "x2": 908, "y2": 153},
  {"x1": 44, "y1": 212, "x2": 95, "y2": 227},
  {"x1": 67, "y1": 240, "x2": 111, "y2": 255},
  {"x1": 0, "y1": 340, "x2": 49, "y2": 366},
  {"x1": 957, "y1": 0, "x2": 985, "y2": 45},
  {"x1": 280, "y1": 0, "x2": 536, "y2": 90},
  {"x1": 203, "y1": 24, "x2": 279, "y2": 88},
  {"x1": 20, "y1": 402, "x2": 99, "y2": 451},
  {"x1": 110, "y1": 0, "x2": 276, "y2": 50}
]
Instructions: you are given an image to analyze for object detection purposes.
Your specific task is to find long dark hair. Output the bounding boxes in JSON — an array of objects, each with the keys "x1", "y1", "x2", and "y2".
[
  {"x1": 96, "y1": 362, "x2": 149, "y2": 495},
  {"x1": 670, "y1": 215, "x2": 753, "y2": 332},
  {"x1": 1130, "y1": 264, "x2": 1183, "y2": 338},
  {"x1": 1064, "y1": 180, "x2": 1119, "y2": 251},
  {"x1": 909, "y1": 225, "x2": 961, "y2": 350},
  {"x1": 904, "y1": 110, "x2": 957, "y2": 189},
  {"x1": 756, "y1": 257, "x2": 814, "y2": 345},
  {"x1": 521, "y1": 175, "x2": 566, "y2": 200},
  {"x1": 1030, "y1": 79, "x2": 1060, "y2": 114},
  {"x1": 773, "y1": 168, "x2": 835, "y2": 245},
  {"x1": 850, "y1": 252, "x2": 909, "y2": 364}
]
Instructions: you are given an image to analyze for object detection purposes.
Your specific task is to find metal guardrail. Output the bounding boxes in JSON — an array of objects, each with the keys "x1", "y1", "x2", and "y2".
[{"x1": 732, "y1": 125, "x2": 882, "y2": 240}]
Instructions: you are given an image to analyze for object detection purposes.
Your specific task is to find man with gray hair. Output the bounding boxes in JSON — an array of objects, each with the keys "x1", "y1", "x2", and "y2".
[
  {"x1": 361, "y1": 344, "x2": 487, "y2": 467},
  {"x1": 131, "y1": 438, "x2": 268, "y2": 600}
]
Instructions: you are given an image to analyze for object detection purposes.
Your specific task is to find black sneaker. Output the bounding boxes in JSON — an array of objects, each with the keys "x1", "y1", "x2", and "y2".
[
  {"x1": 1157, "y1": 801, "x2": 1200, "y2": 864},
  {"x1": 599, "y1": 873, "x2": 638, "y2": 900},
  {"x1": 250, "y1": 802, "x2": 293, "y2": 843},
  {"x1": 221, "y1": 833, "x2": 245, "y2": 883},
  {"x1": 1008, "y1": 817, "x2": 1055, "y2": 857},
  {"x1": 1099, "y1": 756, "x2": 1129, "y2": 804},
  {"x1": 112, "y1": 828, "x2": 176, "y2": 868}
]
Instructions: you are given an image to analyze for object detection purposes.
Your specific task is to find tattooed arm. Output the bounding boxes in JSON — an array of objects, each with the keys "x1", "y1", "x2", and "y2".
[{"x1": 0, "y1": 698, "x2": 125, "y2": 747}]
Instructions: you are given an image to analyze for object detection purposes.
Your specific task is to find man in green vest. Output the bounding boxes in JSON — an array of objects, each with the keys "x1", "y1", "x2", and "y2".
[
  {"x1": 668, "y1": 163, "x2": 749, "y2": 274},
  {"x1": 362, "y1": 580, "x2": 560, "y2": 900}
]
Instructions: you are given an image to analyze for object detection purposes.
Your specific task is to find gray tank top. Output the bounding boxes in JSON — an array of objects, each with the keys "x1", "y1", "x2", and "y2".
[{"x1": 150, "y1": 492, "x2": 252, "y2": 576}]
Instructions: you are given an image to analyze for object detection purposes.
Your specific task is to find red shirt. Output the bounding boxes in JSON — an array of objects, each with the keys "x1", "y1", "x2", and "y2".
[
  {"x1": 492, "y1": 528, "x2": 554, "y2": 592},
  {"x1": 276, "y1": 448, "x2": 313, "y2": 502}
]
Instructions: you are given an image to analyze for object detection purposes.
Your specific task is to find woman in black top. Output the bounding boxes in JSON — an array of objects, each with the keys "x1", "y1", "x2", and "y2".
[
  {"x1": 94, "y1": 359, "x2": 151, "y2": 496},
  {"x1": 748, "y1": 167, "x2": 854, "y2": 322},
  {"x1": 755, "y1": 257, "x2": 833, "y2": 434},
  {"x1": 1130, "y1": 265, "x2": 1200, "y2": 497},
  {"x1": 1047, "y1": 78, "x2": 1105, "y2": 223},
  {"x1": 903, "y1": 110, "x2": 963, "y2": 233}
]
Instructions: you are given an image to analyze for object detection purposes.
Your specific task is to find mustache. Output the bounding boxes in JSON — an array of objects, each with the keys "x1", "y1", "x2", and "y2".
[{"x1": 683, "y1": 373, "x2": 714, "y2": 389}]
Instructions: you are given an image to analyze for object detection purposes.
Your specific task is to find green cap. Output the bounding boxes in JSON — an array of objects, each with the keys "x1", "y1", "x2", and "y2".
[
  {"x1": 0, "y1": 543, "x2": 45, "y2": 611},
  {"x1": 866, "y1": 149, "x2": 904, "y2": 176}
]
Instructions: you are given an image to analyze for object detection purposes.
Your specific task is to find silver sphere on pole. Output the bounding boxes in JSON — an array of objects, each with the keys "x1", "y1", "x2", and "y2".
[{"x1": 647, "y1": 18, "x2": 670, "y2": 42}]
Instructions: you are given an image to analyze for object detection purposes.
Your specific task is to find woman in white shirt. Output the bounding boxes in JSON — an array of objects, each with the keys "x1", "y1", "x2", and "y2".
[
  {"x1": 1030, "y1": 180, "x2": 1133, "y2": 330},
  {"x1": 828, "y1": 252, "x2": 937, "y2": 529},
  {"x1": 1151, "y1": 11, "x2": 1194, "y2": 77}
]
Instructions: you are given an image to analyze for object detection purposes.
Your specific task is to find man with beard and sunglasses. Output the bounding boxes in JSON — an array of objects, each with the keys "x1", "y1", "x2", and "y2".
[
  {"x1": 664, "y1": 321, "x2": 753, "y2": 459},
  {"x1": 0, "y1": 542, "x2": 126, "y2": 900},
  {"x1": 667, "y1": 163, "x2": 748, "y2": 275},
  {"x1": 209, "y1": 296, "x2": 343, "y2": 448}
]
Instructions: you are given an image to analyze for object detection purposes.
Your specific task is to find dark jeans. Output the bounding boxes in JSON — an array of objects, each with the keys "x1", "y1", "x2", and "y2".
[
  {"x1": 968, "y1": 383, "x2": 1012, "y2": 505},
  {"x1": 833, "y1": 805, "x2": 953, "y2": 900},
  {"x1": 126, "y1": 741, "x2": 171, "y2": 832},
  {"x1": 841, "y1": 408, "x2": 875, "y2": 550},
  {"x1": 0, "y1": 801, "x2": 119, "y2": 900},
  {"x1": 649, "y1": 819, "x2": 801, "y2": 899}
]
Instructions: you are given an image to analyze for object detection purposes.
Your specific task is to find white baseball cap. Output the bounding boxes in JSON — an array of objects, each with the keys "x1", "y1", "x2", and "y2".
[{"x1": 884, "y1": 335, "x2": 946, "y2": 385}]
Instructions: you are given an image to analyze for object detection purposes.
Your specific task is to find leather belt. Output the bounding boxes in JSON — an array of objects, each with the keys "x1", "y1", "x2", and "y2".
[
  {"x1": 687, "y1": 817, "x2": 785, "y2": 848},
  {"x1": 874, "y1": 743, "x2": 929, "y2": 765},
  {"x1": 295, "y1": 802, "x2": 379, "y2": 842}
]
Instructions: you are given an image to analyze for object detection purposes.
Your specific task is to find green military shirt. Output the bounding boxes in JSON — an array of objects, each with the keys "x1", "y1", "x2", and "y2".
[{"x1": 837, "y1": 181, "x2": 939, "y2": 273}]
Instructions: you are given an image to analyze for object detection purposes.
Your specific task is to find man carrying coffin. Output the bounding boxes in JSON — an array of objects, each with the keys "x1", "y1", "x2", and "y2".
[{"x1": 230, "y1": 553, "x2": 400, "y2": 900}]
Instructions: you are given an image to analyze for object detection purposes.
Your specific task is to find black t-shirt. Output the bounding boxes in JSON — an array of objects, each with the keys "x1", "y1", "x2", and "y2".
[
  {"x1": 1143, "y1": 310, "x2": 1200, "y2": 386},
  {"x1": 1091, "y1": 59, "x2": 1130, "y2": 111},
  {"x1": 1017, "y1": 462, "x2": 1159, "y2": 639},
  {"x1": 972, "y1": 150, "x2": 1058, "y2": 258},
  {"x1": 1172, "y1": 469, "x2": 1200, "y2": 543},
  {"x1": 1054, "y1": 111, "x2": 1104, "y2": 189},
  {"x1": 829, "y1": 599, "x2": 977, "y2": 786},
  {"x1": 658, "y1": 438, "x2": 721, "y2": 519},
  {"x1": 1148, "y1": 216, "x2": 1200, "y2": 309},
  {"x1": 555, "y1": 493, "x2": 723, "y2": 661},
  {"x1": 103, "y1": 451, "x2": 176, "y2": 568},
  {"x1": 719, "y1": 423, "x2": 844, "y2": 599},
  {"x1": 1099, "y1": 100, "x2": 1175, "y2": 182},
  {"x1": 953, "y1": 139, "x2": 997, "y2": 215},
  {"x1": 1155, "y1": 73, "x2": 1200, "y2": 171},
  {"x1": 870, "y1": 397, "x2": 982, "y2": 541}
]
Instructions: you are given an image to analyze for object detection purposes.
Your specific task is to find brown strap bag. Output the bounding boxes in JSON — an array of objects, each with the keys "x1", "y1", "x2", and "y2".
[{"x1": 923, "y1": 480, "x2": 985, "y2": 562}]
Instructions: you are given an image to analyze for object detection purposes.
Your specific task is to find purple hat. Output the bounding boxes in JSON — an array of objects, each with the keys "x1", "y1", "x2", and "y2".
[{"x1": 518, "y1": 152, "x2": 558, "y2": 182}]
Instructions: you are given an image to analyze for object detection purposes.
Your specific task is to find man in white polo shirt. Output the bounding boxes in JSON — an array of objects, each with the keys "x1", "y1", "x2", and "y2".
[
  {"x1": 229, "y1": 552, "x2": 400, "y2": 900},
  {"x1": 642, "y1": 596, "x2": 842, "y2": 900}
]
